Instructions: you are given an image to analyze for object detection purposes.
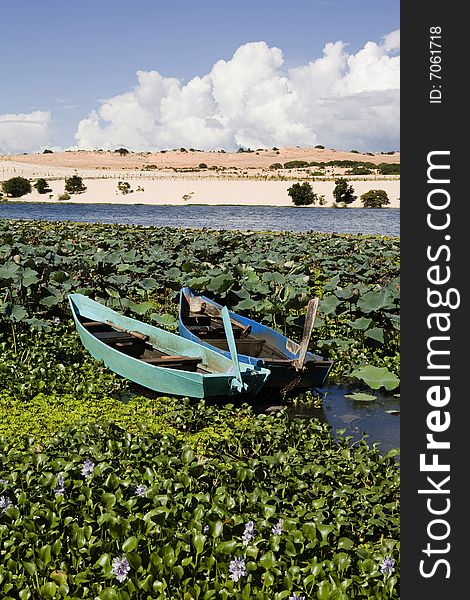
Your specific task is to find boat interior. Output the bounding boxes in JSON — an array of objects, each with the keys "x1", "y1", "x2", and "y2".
[
  {"x1": 183, "y1": 301, "x2": 294, "y2": 366},
  {"x1": 81, "y1": 319, "x2": 205, "y2": 372}
]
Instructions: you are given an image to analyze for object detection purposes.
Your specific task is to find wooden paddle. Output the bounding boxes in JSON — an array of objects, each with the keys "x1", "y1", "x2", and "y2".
[{"x1": 294, "y1": 298, "x2": 319, "y2": 370}]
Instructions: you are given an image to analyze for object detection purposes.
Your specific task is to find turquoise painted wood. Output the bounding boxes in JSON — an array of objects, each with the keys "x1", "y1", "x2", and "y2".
[{"x1": 68, "y1": 294, "x2": 270, "y2": 399}]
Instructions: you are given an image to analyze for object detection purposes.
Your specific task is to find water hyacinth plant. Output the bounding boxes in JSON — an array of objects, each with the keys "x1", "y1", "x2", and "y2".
[
  {"x1": 81, "y1": 458, "x2": 95, "y2": 478},
  {"x1": 0, "y1": 414, "x2": 399, "y2": 598},
  {"x1": 111, "y1": 554, "x2": 131, "y2": 583},
  {"x1": 228, "y1": 556, "x2": 248, "y2": 583}
]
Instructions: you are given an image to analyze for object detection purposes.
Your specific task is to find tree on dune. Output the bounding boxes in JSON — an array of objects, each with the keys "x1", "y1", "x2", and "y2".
[
  {"x1": 2, "y1": 177, "x2": 32, "y2": 198},
  {"x1": 65, "y1": 175, "x2": 87, "y2": 194},
  {"x1": 360, "y1": 189, "x2": 391, "y2": 208},
  {"x1": 333, "y1": 178, "x2": 356, "y2": 205}
]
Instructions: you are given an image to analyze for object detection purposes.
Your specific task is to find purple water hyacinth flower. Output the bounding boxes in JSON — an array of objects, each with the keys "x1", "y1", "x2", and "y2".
[
  {"x1": 0, "y1": 479, "x2": 8, "y2": 485},
  {"x1": 54, "y1": 317, "x2": 61, "y2": 324},
  {"x1": 272, "y1": 518, "x2": 284, "y2": 535},
  {"x1": 380, "y1": 556, "x2": 396, "y2": 578},
  {"x1": 0, "y1": 496, "x2": 14, "y2": 513},
  {"x1": 203, "y1": 524, "x2": 209, "y2": 533},
  {"x1": 229, "y1": 556, "x2": 247, "y2": 582},
  {"x1": 81, "y1": 459, "x2": 95, "y2": 478},
  {"x1": 289, "y1": 594, "x2": 305, "y2": 600},
  {"x1": 242, "y1": 520, "x2": 255, "y2": 546},
  {"x1": 54, "y1": 475, "x2": 66, "y2": 496},
  {"x1": 135, "y1": 484, "x2": 147, "y2": 497},
  {"x1": 111, "y1": 554, "x2": 131, "y2": 583}
]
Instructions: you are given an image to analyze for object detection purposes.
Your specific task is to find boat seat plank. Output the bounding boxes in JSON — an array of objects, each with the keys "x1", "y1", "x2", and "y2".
[
  {"x1": 264, "y1": 358, "x2": 294, "y2": 366},
  {"x1": 82, "y1": 321, "x2": 107, "y2": 329},
  {"x1": 93, "y1": 331, "x2": 136, "y2": 343},
  {"x1": 207, "y1": 337, "x2": 266, "y2": 356},
  {"x1": 140, "y1": 355, "x2": 201, "y2": 368}
]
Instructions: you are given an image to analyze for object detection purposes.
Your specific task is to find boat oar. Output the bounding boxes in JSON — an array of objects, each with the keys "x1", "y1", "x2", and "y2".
[
  {"x1": 294, "y1": 298, "x2": 319, "y2": 371},
  {"x1": 221, "y1": 306, "x2": 245, "y2": 392}
]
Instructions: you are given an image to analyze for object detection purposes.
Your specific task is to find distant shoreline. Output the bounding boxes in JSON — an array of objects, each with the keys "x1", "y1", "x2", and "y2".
[
  {"x1": 3, "y1": 200, "x2": 400, "y2": 209},
  {"x1": 1, "y1": 147, "x2": 400, "y2": 208}
]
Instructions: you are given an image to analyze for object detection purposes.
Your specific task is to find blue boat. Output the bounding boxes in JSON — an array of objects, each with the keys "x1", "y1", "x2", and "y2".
[{"x1": 178, "y1": 288, "x2": 333, "y2": 393}]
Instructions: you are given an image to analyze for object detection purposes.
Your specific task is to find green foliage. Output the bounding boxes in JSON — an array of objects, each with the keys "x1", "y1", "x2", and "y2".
[
  {"x1": 117, "y1": 181, "x2": 132, "y2": 194},
  {"x1": 346, "y1": 166, "x2": 373, "y2": 175},
  {"x1": 378, "y1": 163, "x2": 400, "y2": 175},
  {"x1": 33, "y1": 178, "x2": 51, "y2": 194},
  {"x1": 0, "y1": 220, "x2": 400, "y2": 596},
  {"x1": 58, "y1": 191, "x2": 71, "y2": 201},
  {"x1": 114, "y1": 148, "x2": 129, "y2": 155},
  {"x1": 1, "y1": 177, "x2": 32, "y2": 198},
  {"x1": 0, "y1": 219, "x2": 400, "y2": 389},
  {"x1": 198, "y1": 163, "x2": 208, "y2": 169},
  {"x1": 351, "y1": 365, "x2": 400, "y2": 391},
  {"x1": 64, "y1": 175, "x2": 87, "y2": 194},
  {"x1": 333, "y1": 178, "x2": 357, "y2": 205},
  {"x1": 0, "y1": 412, "x2": 399, "y2": 598},
  {"x1": 283, "y1": 160, "x2": 310, "y2": 169},
  {"x1": 269, "y1": 163, "x2": 283, "y2": 170},
  {"x1": 361, "y1": 190, "x2": 391, "y2": 208},
  {"x1": 315, "y1": 144, "x2": 325, "y2": 149},
  {"x1": 287, "y1": 182, "x2": 315, "y2": 206}
]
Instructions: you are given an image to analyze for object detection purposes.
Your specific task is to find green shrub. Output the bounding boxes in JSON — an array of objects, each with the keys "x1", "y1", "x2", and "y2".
[
  {"x1": 1, "y1": 176, "x2": 32, "y2": 198},
  {"x1": 360, "y1": 189, "x2": 391, "y2": 208},
  {"x1": 117, "y1": 181, "x2": 132, "y2": 194},
  {"x1": 34, "y1": 178, "x2": 51, "y2": 194},
  {"x1": 333, "y1": 178, "x2": 357, "y2": 205},
  {"x1": 287, "y1": 182, "x2": 316, "y2": 205},
  {"x1": 345, "y1": 166, "x2": 373, "y2": 175},
  {"x1": 283, "y1": 160, "x2": 310, "y2": 169},
  {"x1": 378, "y1": 163, "x2": 400, "y2": 175},
  {"x1": 64, "y1": 175, "x2": 87, "y2": 194}
]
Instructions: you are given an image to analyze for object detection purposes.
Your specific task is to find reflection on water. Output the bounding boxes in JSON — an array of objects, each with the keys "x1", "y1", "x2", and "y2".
[{"x1": 289, "y1": 385, "x2": 400, "y2": 453}]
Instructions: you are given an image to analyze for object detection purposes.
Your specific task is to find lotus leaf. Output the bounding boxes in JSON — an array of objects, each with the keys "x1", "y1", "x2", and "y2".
[{"x1": 351, "y1": 365, "x2": 400, "y2": 391}]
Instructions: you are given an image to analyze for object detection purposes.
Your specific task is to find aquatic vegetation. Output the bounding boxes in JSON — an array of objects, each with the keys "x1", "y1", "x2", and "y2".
[
  {"x1": 0, "y1": 411, "x2": 399, "y2": 598},
  {"x1": 0, "y1": 219, "x2": 399, "y2": 391},
  {"x1": 0, "y1": 219, "x2": 400, "y2": 597}
]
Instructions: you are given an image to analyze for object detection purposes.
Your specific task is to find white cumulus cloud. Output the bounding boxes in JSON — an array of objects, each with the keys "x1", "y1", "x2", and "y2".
[
  {"x1": 0, "y1": 111, "x2": 52, "y2": 154},
  {"x1": 74, "y1": 31, "x2": 400, "y2": 152}
]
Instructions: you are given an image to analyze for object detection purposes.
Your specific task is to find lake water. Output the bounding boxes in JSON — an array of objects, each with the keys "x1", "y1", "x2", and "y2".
[
  {"x1": 289, "y1": 386, "x2": 400, "y2": 453},
  {"x1": 0, "y1": 203, "x2": 400, "y2": 236}
]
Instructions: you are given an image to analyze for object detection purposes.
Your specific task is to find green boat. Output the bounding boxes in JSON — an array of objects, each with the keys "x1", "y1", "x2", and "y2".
[{"x1": 68, "y1": 294, "x2": 270, "y2": 399}]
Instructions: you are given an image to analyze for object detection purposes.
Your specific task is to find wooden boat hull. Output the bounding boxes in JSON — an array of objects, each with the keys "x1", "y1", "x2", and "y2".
[
  {"x1": 178, "y1": 288, "x2": 333, "y2": 392},
  {"x1": 68, "y1": 294, "x2": 270, "y2": 399}
]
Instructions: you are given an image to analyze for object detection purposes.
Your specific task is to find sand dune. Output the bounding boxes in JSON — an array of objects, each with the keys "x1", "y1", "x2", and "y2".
[{"x1": 1, "y1": 147, "x2": 400, "y2": 208}]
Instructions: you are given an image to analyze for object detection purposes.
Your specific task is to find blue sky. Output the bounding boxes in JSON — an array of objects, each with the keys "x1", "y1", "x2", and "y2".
[{"x1": 0, "y1": 0, "x2": 400, "y2": 153}]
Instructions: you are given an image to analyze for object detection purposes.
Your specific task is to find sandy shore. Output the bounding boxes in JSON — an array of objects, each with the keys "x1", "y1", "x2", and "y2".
[
  {"x1": 1, "y1": 176, "x2": 399, "y2": 208},
  {"x1": 1, "y1": 148, "x2": 400, "y2": 208}
]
